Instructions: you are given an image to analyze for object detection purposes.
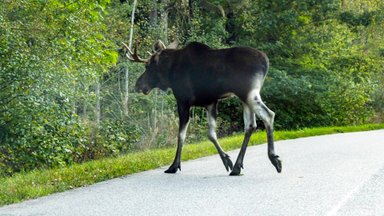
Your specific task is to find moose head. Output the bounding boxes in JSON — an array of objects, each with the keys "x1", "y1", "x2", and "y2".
[{"x1": 122, "y1": 40, "x2": 178, "y2": 95}]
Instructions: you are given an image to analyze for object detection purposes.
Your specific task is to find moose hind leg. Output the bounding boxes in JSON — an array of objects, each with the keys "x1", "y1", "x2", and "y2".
[
  {"x1": 251, "y1": 92, "x2": 282, "y2": 173},
  {"x1": 206, "y1": 103, "x2": 233, "y2": 172},
  {"x1": 230, "y1": 103, "x2": 256, "y2": 176}
]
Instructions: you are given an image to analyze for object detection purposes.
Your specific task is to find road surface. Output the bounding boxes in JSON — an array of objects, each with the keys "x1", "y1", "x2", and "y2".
[{"x1": 1, "y1": 130, "x2": 384, "y2": 216}]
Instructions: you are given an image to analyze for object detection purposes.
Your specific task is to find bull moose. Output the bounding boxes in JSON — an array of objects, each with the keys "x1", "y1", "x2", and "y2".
[{"x1": 123, "y1": 40, "x2": 282, "y2": 176}]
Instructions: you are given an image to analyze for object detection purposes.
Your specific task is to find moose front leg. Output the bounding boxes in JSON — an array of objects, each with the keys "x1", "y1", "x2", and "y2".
[{"x1": 164, "y1": 103, "x2": 190, "y2": 174}]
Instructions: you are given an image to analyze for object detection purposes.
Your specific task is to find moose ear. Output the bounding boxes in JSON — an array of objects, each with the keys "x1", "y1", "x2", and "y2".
[
  {"x1": 153, "y1": 40, "x2": 166, "y2": 52},
  {"x1": 167, "y1": 40, "x2": 179, "y2": 49}
]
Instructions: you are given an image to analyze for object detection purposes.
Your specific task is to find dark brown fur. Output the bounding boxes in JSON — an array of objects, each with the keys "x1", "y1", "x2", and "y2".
[
  {"x1": 135, "y1": 42, "x2": 281, "y2": 175},
  {"x1": 136, "y1": 42, "x2": 269, "y2": 104}
]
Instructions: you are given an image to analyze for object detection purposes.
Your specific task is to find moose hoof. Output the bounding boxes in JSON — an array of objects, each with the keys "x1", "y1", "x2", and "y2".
[
  {"x1": 229, "y1": 164, "x2": 243, "y2": 176},
  {"x1": 221, "y1": 154, "x2": 234, "y2": 172},
  {"x1": 164, "y1": 163, "x2": 181, "y2": 174},
  {"x1": 269, "y1": 154, "x2": 282, "y2": 173}
]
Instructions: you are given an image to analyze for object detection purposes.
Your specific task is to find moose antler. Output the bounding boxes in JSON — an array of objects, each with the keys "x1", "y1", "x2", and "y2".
[{"x1": 121, "y1": 41, "x2": 148, "y2": 63}]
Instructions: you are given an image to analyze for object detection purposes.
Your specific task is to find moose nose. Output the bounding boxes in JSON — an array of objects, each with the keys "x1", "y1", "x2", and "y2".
[
  {"x1": 142, "y1": 88, "x2": 150, "y2": 95},
  {"x1": 135, "y1": 82, "x2": 150, "y2": 95}
]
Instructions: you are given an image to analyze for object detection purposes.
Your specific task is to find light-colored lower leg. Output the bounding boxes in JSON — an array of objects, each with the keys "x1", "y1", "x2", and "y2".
[
  {"x1": 243, "y1": 102, "x2": 257, "y2": 131},
  {"x1": 206, "y1": 104, "x2": 233, "y2": 171},
  {"x1": 248, "y1": 91, "x2": 282, "y2": 173},
  {"x1": 230, "y1": 103, "x2": 256, "y2": 176}
]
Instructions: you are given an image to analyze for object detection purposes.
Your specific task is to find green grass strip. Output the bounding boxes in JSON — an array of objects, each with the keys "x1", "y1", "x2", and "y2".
[{"x1": 1, "y1": 123, "x2": 384, "y2": 206}]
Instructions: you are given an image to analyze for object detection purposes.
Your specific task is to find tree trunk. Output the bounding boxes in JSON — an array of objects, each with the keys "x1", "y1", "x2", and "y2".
[
  {"x1": 189, "y1": 0, "x2": 193, "y2": 18},
  {"x1": 123, "y1": 67, "x2": 129, "y2": 116},
  {"x1": 83, "y1": 91, "x2": 88, "y2": 118},
  {"x1": 95, "y1": 81, "x2": 101, "y2": 125},
  {"x1": 129, "y1": 0, "x2": 138, "y2": 48},
  {"x1": 161, "y1": 0, "x2": 169, "y2": 43},
  {"x1": 150, "y1": 0, "x2": 158, "y2": 25},
  {"x1": 341, "y1": 0, "x2": 346, "y2": 8},
  {"x1": 152, "y1": 90, "x2": 158, "y2": 129},
  {"x1": 122, "y1": 0, "x2": 138, "y2": 116}
]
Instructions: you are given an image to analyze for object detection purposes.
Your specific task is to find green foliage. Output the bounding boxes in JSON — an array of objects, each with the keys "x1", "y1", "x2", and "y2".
[
  {"x1": 0, "y1": 0, "x2": 117, "y2": 176},
  {"x1": 263, "y1": 68, "x2": 326, "y2": 129},
  {"x1": 224, "y1": 0, "x2": 382, "y2": 129},
  {"x1": 95, "y1": 119, "x2": 140, "y2": 156},
  {"x1": 1, "y1": 0, "x2": 384, "y2": 177},
  {"x1": 185, "y1": 3, "x2": 228, "y2": 47},
  {"x1": 217, "y1": 97, "x2": 243, "y2": 134}
]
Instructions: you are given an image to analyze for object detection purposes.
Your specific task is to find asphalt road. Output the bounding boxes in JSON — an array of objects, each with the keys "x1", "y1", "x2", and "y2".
[{"x1": 1, "y1": 130, "x2": 384, "y2": 216}]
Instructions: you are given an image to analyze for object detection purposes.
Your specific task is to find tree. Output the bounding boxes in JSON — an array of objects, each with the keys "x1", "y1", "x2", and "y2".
[{"x1": 0, "y1": 0, "x2": 117, "y2": 175}]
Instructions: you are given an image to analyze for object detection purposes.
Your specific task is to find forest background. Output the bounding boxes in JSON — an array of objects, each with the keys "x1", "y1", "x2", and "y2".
[{"x1": 1, "y1": 0, "x2": 383, "y2": 177}]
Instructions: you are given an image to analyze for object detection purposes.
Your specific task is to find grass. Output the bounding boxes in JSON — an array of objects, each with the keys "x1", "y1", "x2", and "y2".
[{"x1": 1, "y1": 123, "x2": 384, "y2": 206}]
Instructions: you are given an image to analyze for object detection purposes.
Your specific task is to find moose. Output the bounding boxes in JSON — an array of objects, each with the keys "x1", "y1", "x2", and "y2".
[{"x1": 123, "y1": 40, "x2": 282, "y2": 176}]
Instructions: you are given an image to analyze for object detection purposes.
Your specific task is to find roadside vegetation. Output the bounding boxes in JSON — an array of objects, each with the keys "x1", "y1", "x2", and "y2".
[
  {"x1": 1, "y1": 0, "x2": 384, "y2": 205},
  {"x1": 1, "y1": 123, "x2": 384, "y2": 206}
]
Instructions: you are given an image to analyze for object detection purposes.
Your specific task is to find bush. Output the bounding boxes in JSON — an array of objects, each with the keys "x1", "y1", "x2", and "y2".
[{"x1": 0, "y1": 95, "x2": 89, "y2": 175}]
